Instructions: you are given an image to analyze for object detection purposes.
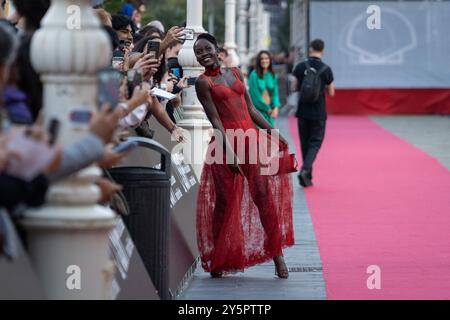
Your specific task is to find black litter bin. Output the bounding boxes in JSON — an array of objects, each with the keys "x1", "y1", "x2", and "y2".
[{"x1": 108, "y1": 137, "x2": 171, "y2": 300}]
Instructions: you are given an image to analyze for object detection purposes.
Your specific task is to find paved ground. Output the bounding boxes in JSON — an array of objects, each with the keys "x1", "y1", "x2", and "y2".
[
  {"x1": 179, "y1": 116, "x2": 327, "y2": 300},
  {"x1": 372, "y1": 115, "x2": 450, "y2": 169}
]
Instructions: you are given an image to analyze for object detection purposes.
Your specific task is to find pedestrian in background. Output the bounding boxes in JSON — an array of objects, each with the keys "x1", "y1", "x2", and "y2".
[
  {"x1": 248, "y1": 50, "x2": 281, "y2": 127},
  {"x1": 293, "y1": 39, "x2": 335, "y2": 187}
]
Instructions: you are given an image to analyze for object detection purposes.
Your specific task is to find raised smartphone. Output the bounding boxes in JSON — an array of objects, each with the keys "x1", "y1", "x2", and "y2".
[
  {"x1": 147, "y1": 40, "x2": 160, "y2": 59},
  {"x1": 97, "y1": 68, "x2": 124, "y2": 110}
]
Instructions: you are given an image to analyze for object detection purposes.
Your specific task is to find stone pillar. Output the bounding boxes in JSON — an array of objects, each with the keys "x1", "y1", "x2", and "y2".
[{"x1": 178, "y1": 0, "x2": 213, "y2": 178}]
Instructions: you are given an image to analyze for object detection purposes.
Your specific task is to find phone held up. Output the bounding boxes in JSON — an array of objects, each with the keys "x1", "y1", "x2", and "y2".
[
  {"x1": 171, "y1": 67, "x2": 181, "y2": 79},
  {"x1": 187, "y1": 77, "x2": 198, "y2": 86},
  {"x1": 118, "y1": 40, "x2": 126, "y2": 51},
  {"x1": 97, "y1": 68, "x2": 124, "y2": 110},
  {"x1": 112, "y1": 50, "x2": 125, "y2": 71},
  {"x1": 167, "y1": 57, "x2": 183, "y2": 79},
  {"x1": 147, "y1": 40, "x2": 160, "y2": 60},
  {"x1": 47, "y1": 118, "x2": 61, "y2": 146},
  {"x1": 180, "y1": 29, "x2": 194, "y2": 41},
  {"x1": 127, "y1": 69, "x2": 143, "y2": 96}
]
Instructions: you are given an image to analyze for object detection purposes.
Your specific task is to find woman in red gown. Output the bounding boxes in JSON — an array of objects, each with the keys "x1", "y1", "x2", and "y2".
[{"x1": 194, "y1": 34, "x2": 294, "y2": 279}]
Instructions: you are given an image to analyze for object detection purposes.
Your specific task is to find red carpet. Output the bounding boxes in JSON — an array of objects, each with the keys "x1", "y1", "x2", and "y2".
[{"x1": 289, "y1": 116, "x2": 450, "y2": 299}]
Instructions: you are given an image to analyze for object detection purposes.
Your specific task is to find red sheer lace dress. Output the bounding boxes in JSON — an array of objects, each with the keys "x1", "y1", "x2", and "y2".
[{"x1": 196, "y1": 67, "x2": 294, "y2": 274}]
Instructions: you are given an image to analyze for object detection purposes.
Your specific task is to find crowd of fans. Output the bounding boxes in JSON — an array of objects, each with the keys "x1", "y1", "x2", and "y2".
[{"x1": 0, "y1": 0, "x2": 199, "y2": 259}]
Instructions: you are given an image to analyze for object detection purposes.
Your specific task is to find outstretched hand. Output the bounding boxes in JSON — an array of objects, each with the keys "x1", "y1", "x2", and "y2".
[
  {"x1": 90, "y1": 104, "x2": 122, "y2": 144},
  {"x1": 96, "y1": 177, "x2": 123, "y2": 204}
]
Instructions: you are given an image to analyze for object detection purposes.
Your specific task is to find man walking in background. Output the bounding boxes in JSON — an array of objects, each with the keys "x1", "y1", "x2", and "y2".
[{"x1": 293, "y1": 39, "x2": 335, "y2": 187}]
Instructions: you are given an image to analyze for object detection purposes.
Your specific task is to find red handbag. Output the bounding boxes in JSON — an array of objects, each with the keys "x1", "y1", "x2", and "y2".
[
  {"x1": 265, "y1": 144, "x2": 299, "y2": 175},
  {"x1": 278, "y1": 146, "x2": 299, "y2": 174}
]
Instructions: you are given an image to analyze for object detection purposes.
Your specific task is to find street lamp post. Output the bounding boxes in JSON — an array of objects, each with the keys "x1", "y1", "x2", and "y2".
[
  {"x1": 178, "y1": 0, "x2": 213, "y2": 178},
  {"x1": 20, "y1": 0, "x2": 117, "y2": 300},
  {"x1": 224, "y1": 0, "x2": 240, "y2": 67}
]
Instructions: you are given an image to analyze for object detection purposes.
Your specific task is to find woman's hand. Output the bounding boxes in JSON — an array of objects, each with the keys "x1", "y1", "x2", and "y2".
[
  {"x1": 162, "y1": 26, "x2": 185, "y2": 48},
  {"x1": 165, "y1": 79, "x2": 175, "y2": 94},
  {"x1": 171, "y1": 93, "x2": 182, "y2": 107},
  {"x1": 167, "y1": 73, "x2": 178, "y2": 82},
  {"x1": 177, "y1": 76, "x2": 190, "y2": 89},
  {"x1": 171, "y1": 125, "x2": 187, "y2": 143},
  {"x1": 119, "y1": 77, "x2": 129, "y2": 100},
  {"x1": 272, "y1": 108, "x2": 280, "y2": 119},
  {"x1": 134, "y1": 54, "x2": 160, "y2": 82},
  {"x1": 96, "y1": 177, "x2": 123, "y2": 203},
  {"x1": 24, "y1": 114, "x2": 49, "y2": 144},
  {"x1": 123, "y1": 47, "x2": 131, "y2": 72},
  {"x1": 89, "y1": 104, "x2": 122, "y2": 144},
  {"x1": 134, "y1": 54, "x2": 160, "y2": 77},
  {"x1": 129, "y1": 52, "x2": 144, "y2": 69},
  {"x1": 42, "y1": 146, "x2": 63, "y2": 176},
  {"x1": 130, "y1": 85, "x2": 150, "y2": 108},
  {"x1": 98, "y1": 145, "x2": 127, "y2": 169}
]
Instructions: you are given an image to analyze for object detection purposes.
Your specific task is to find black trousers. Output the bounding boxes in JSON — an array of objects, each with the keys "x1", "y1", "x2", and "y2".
[{"x1": 297, "y1": 117, "x2": 327, "y2": 177}]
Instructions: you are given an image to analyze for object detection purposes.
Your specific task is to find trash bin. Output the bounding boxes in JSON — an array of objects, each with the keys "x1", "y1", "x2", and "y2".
[{"x1": 108, "y1": 137, "x2": 171, "y2": 300}]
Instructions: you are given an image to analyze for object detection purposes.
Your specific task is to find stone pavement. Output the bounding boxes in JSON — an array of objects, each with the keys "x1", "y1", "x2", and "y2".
[
  {"x1": 372, "y1": 115, "x2": 450, "y2": 169},
  {"x1": 179, "y1": 116, "x2": 327, "y2": 300}
]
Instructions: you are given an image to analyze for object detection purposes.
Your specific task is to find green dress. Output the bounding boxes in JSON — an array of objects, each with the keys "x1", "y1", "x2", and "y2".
[{"x1": 248, "y1": 70, "x2": 281, "y2": 127}]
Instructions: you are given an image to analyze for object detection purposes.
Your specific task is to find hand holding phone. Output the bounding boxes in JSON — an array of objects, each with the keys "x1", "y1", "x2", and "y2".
[
  {"x1": 180, "y1": 29, "x2": 194, "y2": 41},
  {"x1": 127, "y1": 69, "x2": 143, "y2": 97},
  {"x1": 147, "y1": 40, "x2": 161, "y2": 60},
  {"x1": 130, "y1": 85, "x2": 151, "y2": 107},
  {"x1": 47, "y1": 118, "x2": 60, "y2": 146},
  {"x1": 187, "y1": 77, "x2": 198, "y2": 86},
  {"x1": 119, "y1": 40, "x2": 126, "y2": 51},
  {"x1": 112, "y1": 50, "x2": 125, "y2": 71},
  {"x1": 97, "y1": 68, "x2": 124, "y2": 110},
  {"x1": 170, "y1": 67, "x2": 182, "y2": 79}
]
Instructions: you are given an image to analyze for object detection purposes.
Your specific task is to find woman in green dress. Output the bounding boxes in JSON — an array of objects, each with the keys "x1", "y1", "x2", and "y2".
[{"x1": 248, "y1": 50, "x2": 281, "y2": 127}]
